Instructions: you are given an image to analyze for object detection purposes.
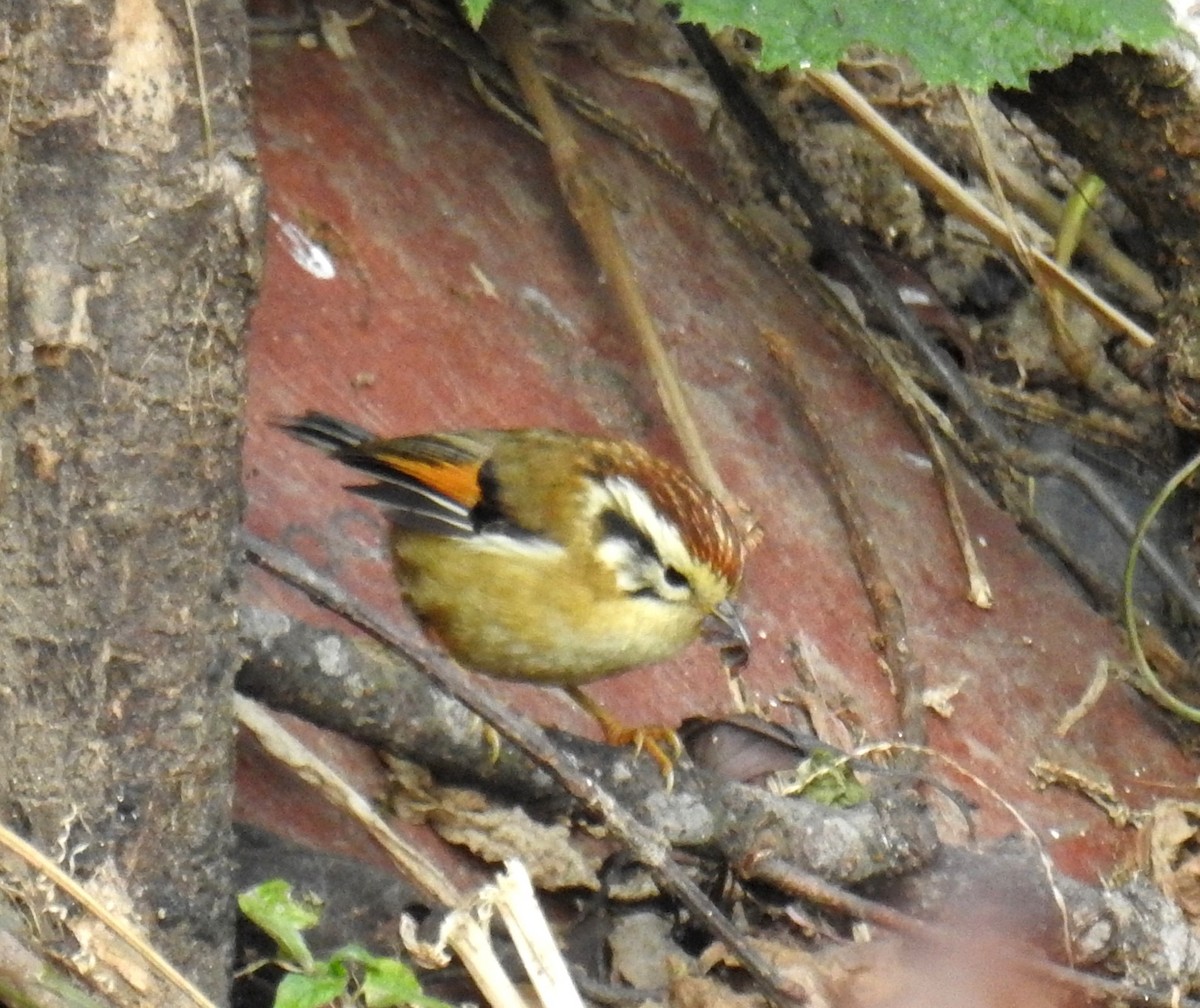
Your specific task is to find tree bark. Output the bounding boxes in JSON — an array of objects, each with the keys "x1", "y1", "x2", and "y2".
[{"x1": 1, "y1": 0, "x2": 259, "y2": 998}]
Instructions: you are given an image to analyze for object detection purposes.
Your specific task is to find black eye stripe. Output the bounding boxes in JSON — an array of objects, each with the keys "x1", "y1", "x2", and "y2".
[
  {"x1": 598, "y1": 509, "x2": 660, "y2": 563},
  {"x1": 599, "y1": 510, "x2": 695, "y2": 601}
]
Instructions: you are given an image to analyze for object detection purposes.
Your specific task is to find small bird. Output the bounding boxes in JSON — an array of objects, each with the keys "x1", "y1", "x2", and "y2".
[{"x1": 282, "y1": 412, "x2": 749, "y2": 773}]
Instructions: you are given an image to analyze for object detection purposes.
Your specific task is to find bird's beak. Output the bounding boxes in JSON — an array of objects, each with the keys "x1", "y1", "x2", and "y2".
[{"x1": 703, "y1": 598, "x2": 750, "y2": 670}]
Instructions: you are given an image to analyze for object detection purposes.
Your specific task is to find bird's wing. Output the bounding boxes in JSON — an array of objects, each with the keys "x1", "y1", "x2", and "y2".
[
  {"x1": 341, "y1": 434, "x2": 489, "y2": 537},
  {"x1": 284, "y1": 414, "x2": 561, "y2": 542}
]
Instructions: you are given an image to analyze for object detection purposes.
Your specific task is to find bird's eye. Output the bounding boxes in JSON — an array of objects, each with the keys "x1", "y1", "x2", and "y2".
[{"x1": 663, "y1": 566, "x2": 689, "y2": 590}]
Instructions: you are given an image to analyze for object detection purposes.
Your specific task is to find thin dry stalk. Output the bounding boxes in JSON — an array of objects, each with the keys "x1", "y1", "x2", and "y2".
[
  {"x1": 486, "y1": 5, "x2": 735, "y2": 511},
  {"x1": 764, "y1": 329, "x2": 927, "y2": 751},
  {"x1": 806, "y1": 70, "x2": 1155, "y2": 350},
  {"x1": 0, "y1": 822, "x2": 217, "y2": 1008}
]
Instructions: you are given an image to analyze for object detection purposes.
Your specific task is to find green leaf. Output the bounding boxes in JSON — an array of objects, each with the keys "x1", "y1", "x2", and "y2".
[
  {"x1": 275, "y1": 962, "x2": 350, "y2": 1008},
  {"x1": 362, "y1": 957, "x2": 454, "y2": 1008},
  {"x1": 238, "y1": 880, "x2": 323, "y2": 970},
  {"x1": 326, "y1": 945, "x2": 454, "y2": 1008},
  {"x1": 787, "y1": 750, "x2": 869, "y2": 808},
  {"x1": 463, "y1": 0, "x2": 491, "y2": 28},
  {"x1": 675, "y1": 0, "x2": 1177, "y2": 89},
  {"x1": 328, "y1": 943, "x2": 374, "y2": 966},
  {"x1": 464, "y1": 0, "x2": 1177, "y2": 90}
]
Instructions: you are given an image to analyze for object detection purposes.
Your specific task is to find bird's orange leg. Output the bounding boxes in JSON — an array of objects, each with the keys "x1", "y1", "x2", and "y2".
[{"x1": 567, "y1": 686, "x2": 682, "y2": 788}]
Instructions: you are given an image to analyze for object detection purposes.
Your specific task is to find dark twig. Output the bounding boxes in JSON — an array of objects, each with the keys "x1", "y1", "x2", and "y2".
[
  {"x1": 677, "y1": 23, "x2": 1006, "y2": 445},
  {"x1": 764, "y1": 329, "x2": 927, "y2": 752}
]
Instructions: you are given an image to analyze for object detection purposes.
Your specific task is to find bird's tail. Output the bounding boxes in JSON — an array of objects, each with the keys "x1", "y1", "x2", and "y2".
[{"x1": 278, "y1": 412, "x2": 375, "y2": 453}]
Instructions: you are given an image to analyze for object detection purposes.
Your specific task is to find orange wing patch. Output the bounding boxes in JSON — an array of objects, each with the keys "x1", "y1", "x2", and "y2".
[{"x1": 370, "y1": 451, "x2": 484, "y2": 509}]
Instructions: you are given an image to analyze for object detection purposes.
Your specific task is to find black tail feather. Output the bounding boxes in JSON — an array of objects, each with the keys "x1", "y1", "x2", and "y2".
[
  {"x1": 282, "y1": 412, "x2": 476, "y2": 537},
  {"x1": 278, "y1": 412, "x2": 375, "y2": 453}
]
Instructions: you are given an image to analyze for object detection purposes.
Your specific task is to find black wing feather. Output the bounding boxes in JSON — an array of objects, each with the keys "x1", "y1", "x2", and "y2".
[
  {"x1": 349, "y1": 482, "x2": 475, "y2": 536},
  {"x1": 282, "y1": 412, "x2": 477, "y2": 536}
]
